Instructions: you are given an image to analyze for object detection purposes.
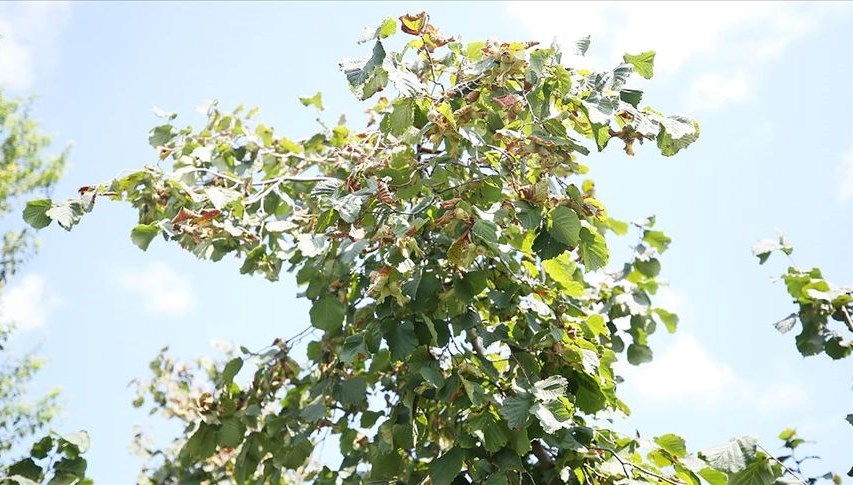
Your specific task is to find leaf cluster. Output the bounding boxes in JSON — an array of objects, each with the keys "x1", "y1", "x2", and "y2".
[{"x1": 26, "y1": 12, "x2": 816, "y2": 485}]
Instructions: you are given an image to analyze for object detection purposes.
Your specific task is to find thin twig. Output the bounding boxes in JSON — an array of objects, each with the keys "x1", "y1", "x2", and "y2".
[
  {"x1": 596, "y1": 447, "x2": 683, "y2": 485},
  {"x1": 840, "y1": 306, "x2": 853, "y2": 334},
  {"x1": 757, "y1": 444, "x2": 807, "y2": 484}
]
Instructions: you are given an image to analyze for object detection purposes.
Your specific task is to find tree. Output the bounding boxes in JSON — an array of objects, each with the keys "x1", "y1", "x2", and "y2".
[
  {"x1": 754, "y1": 234, "x2": 853, "y2": 479},
  {"x1": 27, "y1": 13, "x2": 835, "y2": 484},
  {"x1": 0, "y1": 91, "x2": 91, "y2": 484}
]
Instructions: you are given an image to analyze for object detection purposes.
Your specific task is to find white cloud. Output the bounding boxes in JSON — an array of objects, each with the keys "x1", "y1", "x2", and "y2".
[
  {"x1": 119, "y1": 262, "x2": 196, "y2": 316},
  {"x1": 1, "y1": 274, "x2": 58, "y2": 330},
  {"x1": 837, "y1": 144, "x2": 853, "y2": 201},
  {"x1": 754, "y1": 382, "x2": 810, "y2": 415},
  {"x1": 620, "y1": 333, "x2": 740, "y2": 401},
  {"x1": 686, "y1": 71, "x2": 749, "y2": 112},
  {"x1": 505, "y1": 2, "x2": 842, "y2": 111},
  {"x1": 506, "y1": 2, "x2": 833, "y2": 71},
  {"x1": 618, "y1": 332, "x2": 810, "y2": 414},
  {"x1": 656, "y1": 285, "x2": 689, "y2": 318},
  {"x1": 0, "y1": 2, "x2": 71, "y2": 91}
]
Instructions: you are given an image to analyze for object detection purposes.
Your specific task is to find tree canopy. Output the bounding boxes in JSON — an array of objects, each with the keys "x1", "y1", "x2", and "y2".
[
  {"x1": 0, "y1": 90, "x2": 91, "y2": 485},
  {"x1": 16, "y1": 12, "x2": 844, "y2": 485}
]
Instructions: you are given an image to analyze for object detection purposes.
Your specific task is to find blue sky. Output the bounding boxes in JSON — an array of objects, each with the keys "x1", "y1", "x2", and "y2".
[{"x1": 1, "y1": 1, "x2": 851, "y2": 482}]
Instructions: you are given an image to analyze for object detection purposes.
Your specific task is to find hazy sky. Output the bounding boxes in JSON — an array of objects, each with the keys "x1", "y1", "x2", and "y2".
[{"x1": 1, "y1": 2, "x2": 851, "y2": 482}]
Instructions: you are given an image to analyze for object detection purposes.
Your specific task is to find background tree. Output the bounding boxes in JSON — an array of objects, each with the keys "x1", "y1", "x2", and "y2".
[
  {"x1": 754, "y1": 235, "x2": 853, "y2": 479},
  {"x1": 28, "y1": 13, "x2": 836, "y2": 484},
  {"x1": 0, "y1": 91, "x2": 90, "y2": 484}
]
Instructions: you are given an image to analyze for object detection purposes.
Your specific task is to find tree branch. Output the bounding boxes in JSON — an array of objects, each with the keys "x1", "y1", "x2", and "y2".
[
  {"x1": 532, "y1": 439, "x2": 554, "y2": 468},
  {"x1": 757, "y1": 444, "x2": 807, "y2": 485},
  {"x1": 840, "y1": 305, "x2": 853, "y2": 334},
  {"x1": 596, "y1": 447, "x2": 683, "y2": 485}
]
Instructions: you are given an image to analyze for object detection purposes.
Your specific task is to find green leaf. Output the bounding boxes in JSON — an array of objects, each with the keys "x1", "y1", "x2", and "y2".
[
  {"x1": 472, "y1": 219, "x2": 499, "y2": 245},
  {"x1": 654, "y1": 434, "x2": 687, "y2": 458},
  {"x1": 533, "y1": 375, "x2": 568, "y2": 402},
  {"x1": 7, "y1": 458, "x2": 42, "y2": 480},
  {"x1": 60, "y1": 431, "x2": 90, "y2": 454},
  {"x1": 461, "y1": 377, "x2": 486, "y2": 406},
  {"x1": 543, "y1": 255, "x2": 584, "y2": 297},
  {"x1": 531, "y1": 400, "x2": 573, "y2": 434},
  {"x1": 658, "y1": 117, "x2": 700, "y2": 157},
  {"x1": 220, "y1": 357, "x2": 243, "y2": 385},
  {"x1": 218, "y1": 417, "x2": 245, "y2": 449},
  {"x1": 701, "y1": 436, "x2": 757, "y2": 473},
  {"x1": 359, "y1": 17, "x2": 397, "y2": 44},
  {"x1": 846, "y1": 414, "x2": 853, "y2": 427},
  {"x1": 516, "y1": 201, "x2": 542, "y2": 230},
  {"x1": 574, "y1": 35, "x2": 591, "y2": 56},
  {"x1": 752, "y1": 238, "x2": 792, "y2": 264},
  {"x1": 454, "y1": 270, "x2": 488, "y2": 303},
  {"x1": 499, "y1": 394, "x2": 533, "y2": 429},
  {"x1": 384, "y1": 321, "x2": 418, "y2": 361},
  {"x1": 548, "y1": 206, "x2": 581, "y2": 246},
  {"x1": 341, "y1": 333, "x2": 368, "y2": 363},
  {"x1": 181, "y1": 422, "x2": 218, "y2": 463},
  {"x1": 333, "y1": 194, "x2": 364, "y2": 224},
  {"x1": 635, "y1": 258, "x2": 661, "y2": 277},
  {"x1": 429, "y1": 447, "x2": 465, "y2": 485},
  {"x1": 606, "y1": 217, "x2": 629, "y2": 235},
  {"x1": 731, "y1": 456, "x2": 774, "y2": 485},
  {"x1": 51, "y1": 456, "x2": 87, "y2": 480},
  {"x1": 627, "y1": 343, "x2": 653, "y2": 365},
  {"x1": 46, "y1": 201, "x2": 84, "y2": 231},
  {"x1": 310, "y1": 296, "x2": 346, "y2": 332},
  {"x1": 299, "y1": 92, "x2": 324, "y2": 111},
  {"x1": 469, "y1": 412, "x2": 511, "y2": 453},
  {"x1": 370, "y1": 451, "x2": 403, "y2": 479},
  {"x1": 584, "y1": 314, "x2": 607, "y2": 337},
  {"x1": 239, "y1": 245, "x2": 265, "y2": 275},
  {"x1": 623, "y1": 51, "x2": 655, "y2": 79},
  {"x1": 777, "y1": 428, "x2": 796, "y2": 441},
  {"x1": 340, "y1": 41, "x2": 388, "y2": 100},
  {"x1": 644, "y1": 229, "x2": 671, "y2": 253},
  {"x1": 406, "y1": 268, "x2": 441, "y2": 313},
  {"x1": 338, "y1": 377, "x2": 368, "y2": 407},
  {"x1": 386, "y1": 97, "x2": 414, "y2": 136},
  {"x1": 655, "y1": 308, "x2": 679, "y2": 333},
  {"x1": 23, "y1": 199, "x2": 52, "y2": 229},
  {"x1": 620, "y1": 89, "x2": 643, "y2": 108},
  {"x1": 578, "y1": 226, "x2": 609, "y2": 270},
  {"x1": 205, "y1": 187, "x2": 239, "y2": 210},
  {"x1": 30, "y1": 436, "x2": 54, "y2": 459},
  {"x1": 148, "y1": 124, "x2": 175, "y2": 147},
  {"x1": 698, "y1": 468, "x2": 728, "y2": 485},
  {"x1": 130, "y1": 224, "x2": 159, "y2": 251},
  {"x1": 532, "y1": 229, "x2": 568, "y2": 260},
  {"x1": 281, "y1": 437, "x2": 313, "y2": 469},
  {"x1": 299, "y1": 401, "x2": 326, "y2": 422}
]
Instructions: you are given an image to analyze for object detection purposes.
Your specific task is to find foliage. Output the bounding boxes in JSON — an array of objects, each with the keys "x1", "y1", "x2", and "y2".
[
  {"x1": 0, "y1": 430, "x2": 91, "y2": 485},
  {"x1": 0, "y1": 92, "x2": 68, "y2": 282},
  {"x1": 0, "y1": 325, "x2": 61, "y2": 460},
  {"x1": 754, "y1": 234, "x2": 853, "y2": 360},
  {"x1": 755, "y1": 234, "x2": 853, "y2": 478},
  {"x1": 0, "y1": 90, "x2": 90, "y2": 484},
  {"x1": 29, "y1": 12, "x2": 819, "y2": 484}
]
